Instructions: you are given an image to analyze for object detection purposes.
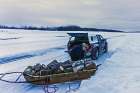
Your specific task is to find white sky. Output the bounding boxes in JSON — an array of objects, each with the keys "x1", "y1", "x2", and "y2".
[{"x1": 0, "y1": 0, "x2": 139, "y2": 31}]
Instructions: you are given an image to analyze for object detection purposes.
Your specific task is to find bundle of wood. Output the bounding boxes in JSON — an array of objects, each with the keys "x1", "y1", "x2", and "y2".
[
  {"x1": 24, "y1": 59, "x2": 96, "y2": 76},
  {"x1": 24, "y1": 60, "x2": 73, "y2": 76}
]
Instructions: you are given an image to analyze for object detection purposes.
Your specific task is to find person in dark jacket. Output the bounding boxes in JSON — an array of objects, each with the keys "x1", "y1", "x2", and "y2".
[{"x1": 69, "y1": 44, "x2": 84, "y2": 61}]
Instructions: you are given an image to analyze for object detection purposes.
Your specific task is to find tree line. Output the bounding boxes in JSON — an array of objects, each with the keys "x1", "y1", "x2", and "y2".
[{"x1": 0, "y1": 25, "x2": 123, "y2": 32}]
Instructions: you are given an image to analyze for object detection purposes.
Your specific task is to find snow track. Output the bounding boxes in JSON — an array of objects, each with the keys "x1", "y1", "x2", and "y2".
[{"x1": 0, "y1": 46, "x2": 65, "y2": 64}]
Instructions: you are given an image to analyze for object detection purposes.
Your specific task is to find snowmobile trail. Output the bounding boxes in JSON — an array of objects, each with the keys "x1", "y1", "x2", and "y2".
[{"x1": 0, "y1": 45, "x2": 66, "y2": 64}]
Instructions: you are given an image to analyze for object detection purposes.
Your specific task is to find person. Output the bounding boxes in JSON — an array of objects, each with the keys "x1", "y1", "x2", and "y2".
[
  {"x1": 82, "y1": 43, "x2": 94, "y2": 69},
  {"x1": 82, "y1": 43, "x2": 92, "y2": 59},
  {"x1": 69, "y1": 44, "x2": 84, "y2": 61}
]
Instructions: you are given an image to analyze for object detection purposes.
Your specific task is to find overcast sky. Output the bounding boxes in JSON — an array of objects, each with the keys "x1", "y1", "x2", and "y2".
[{"x1": 0, "y1": 0, "x2": 139, "y2": 31}]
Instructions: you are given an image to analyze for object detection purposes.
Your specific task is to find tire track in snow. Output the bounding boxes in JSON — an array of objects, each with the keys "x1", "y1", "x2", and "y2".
[{"x1": 0, "y1": 46, "x2": 66, "y2": 64}]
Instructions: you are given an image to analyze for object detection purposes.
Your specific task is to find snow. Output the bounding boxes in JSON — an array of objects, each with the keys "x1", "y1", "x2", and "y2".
[{"x1": 0, "y1": 29, "x2": 140, "y2": 93}]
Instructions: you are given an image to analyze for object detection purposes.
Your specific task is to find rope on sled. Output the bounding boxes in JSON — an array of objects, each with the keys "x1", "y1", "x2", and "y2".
[{"x1": 0, "y1": 72, "x2": 27, "y2": 83}]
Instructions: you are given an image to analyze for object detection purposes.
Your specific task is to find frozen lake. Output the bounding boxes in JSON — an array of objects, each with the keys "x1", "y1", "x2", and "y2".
[{"x1": 0, "y1": 29, "x2": 140, "y2": 93}]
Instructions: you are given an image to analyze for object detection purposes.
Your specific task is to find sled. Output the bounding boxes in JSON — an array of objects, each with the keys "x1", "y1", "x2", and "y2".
[{"x1": 23, "y1": 67, "x2": 96, "y2": 85}]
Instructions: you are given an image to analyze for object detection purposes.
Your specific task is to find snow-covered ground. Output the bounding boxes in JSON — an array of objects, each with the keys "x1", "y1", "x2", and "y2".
[{"x1": 0, "y1": 29, "x2": 140, "y2": 93}]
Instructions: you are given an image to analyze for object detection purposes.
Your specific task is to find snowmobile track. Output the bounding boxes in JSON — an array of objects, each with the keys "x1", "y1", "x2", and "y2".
[{"x1": 0, "y1": 46, "x2": 65, "y2": 64}]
